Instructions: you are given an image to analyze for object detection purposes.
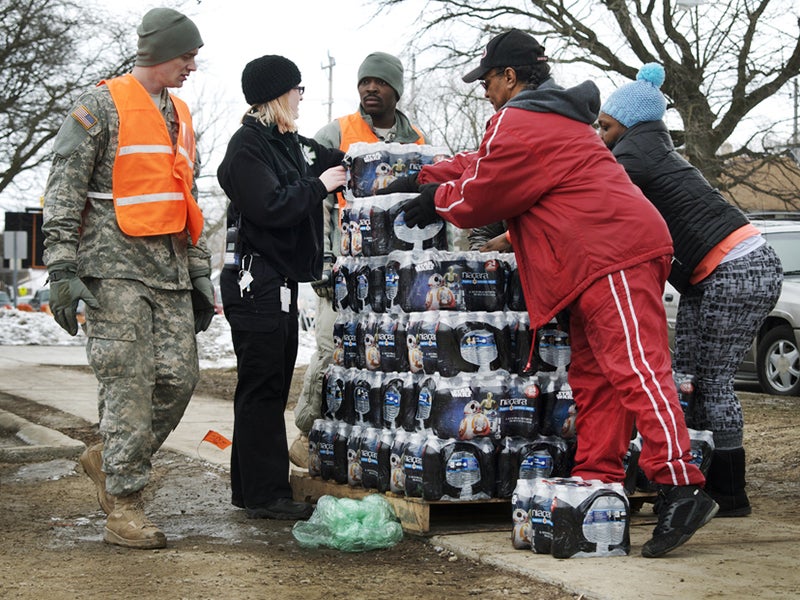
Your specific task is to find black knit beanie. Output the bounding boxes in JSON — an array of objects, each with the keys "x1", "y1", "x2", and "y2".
[{"x1": 241, "y1": 55, "x2": 302, "y2": 105}]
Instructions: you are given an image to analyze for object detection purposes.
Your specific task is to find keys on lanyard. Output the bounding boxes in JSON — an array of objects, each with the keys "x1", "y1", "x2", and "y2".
[{"x1": 239, "y1": 255, "x2": 254, "y2": 297}]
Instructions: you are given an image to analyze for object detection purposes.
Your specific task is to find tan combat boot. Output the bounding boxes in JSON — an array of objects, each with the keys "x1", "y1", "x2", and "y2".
[
  {"x1": 289, "y1": 433, "x2": 309, "y2": 469},
  {"x1": 79, "y1": 443, "x2": 115, "y2": 514},
  {"x1": 104, "y1": 491, "x2": 166, "y2": 549}
]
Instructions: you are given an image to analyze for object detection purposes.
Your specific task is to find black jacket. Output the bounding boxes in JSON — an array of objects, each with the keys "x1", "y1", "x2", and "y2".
[
  {"x1": 218, "y1": 114, "x2": 345, "y2": 282},
  {"x1": 611, "y1": 120, "x2": 749, "y2": 293}
]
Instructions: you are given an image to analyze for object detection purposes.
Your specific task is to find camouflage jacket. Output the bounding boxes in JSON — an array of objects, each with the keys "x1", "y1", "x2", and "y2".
[{"x1": 42, "y1": 82, "x2": 211, "y2": 289}]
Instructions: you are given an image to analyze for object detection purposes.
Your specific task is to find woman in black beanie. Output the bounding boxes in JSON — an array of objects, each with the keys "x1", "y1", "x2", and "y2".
[{"x1": 217, "y1": 55, "x2": 346, "y2": 520}]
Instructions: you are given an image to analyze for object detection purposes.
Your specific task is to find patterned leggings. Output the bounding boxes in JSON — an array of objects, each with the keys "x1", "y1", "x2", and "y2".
[{"x1": 673, "y1": 243, "x2": 782, "y2": 449}]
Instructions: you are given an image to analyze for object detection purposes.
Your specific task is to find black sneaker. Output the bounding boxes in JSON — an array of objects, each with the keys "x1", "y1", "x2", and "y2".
[
  {"x1": 641, "y1": 485, "x2": 718, "y2": 558},
  {"x1": 246, "y1": 498, "x2": 314, "y2": 521}
]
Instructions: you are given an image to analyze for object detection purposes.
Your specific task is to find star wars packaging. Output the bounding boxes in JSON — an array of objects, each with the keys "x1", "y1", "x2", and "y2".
[
  {"x1": 430, "y1": 374, "x2": 497, "y2": 441},
  {"x1": 406, "y1": 311, "x2": 440, "y2": 375},
  {"x1": 346, "y1": 423, "x2": 364, "y2": 487},
  {"x1": 459, "y1": 251, "x2": 510, "y2": 311},
  {"x1": 435, "y1": 311, "x2": 513, "y2": 376},
  {"x1": 395, "y1": 249, "x2": 461, "y2": 313},
  {"x1": 376, "y1": 313, "x2": 408, "y2": 372},
  {"x1": 550, "y1": 478, "x2": 630, "y2": 558},
  {"x1": 333, "y1": 259, "x2": 351, "y2": 311},
  {"x1": 376, "y1": 428, "x2": 395, "y2": 493},
  {"x1": 380, "y1": 371, "x2": 416, "y2": 431},
  {"x1": 539, "y1": 370, "x2": 577, "y2": 440},
  {"x1": 356, "y1": 312, "x2": 381, "y2": 371},
  {"x1": 412, "y1": 373, "x2": 438, "y2": 432},
  {"x1": 422, "y1": 436, "x2": 496, "y2": 501},
  {"x1": 307, "y1": 418, "x2": 326, "y2": 478},
  {"x1": 358, "y1": 426, "x2": 381, "y2": 489},
  {"x1": 348, "y1": 257, "x2": 372, "y2": 313},
  {"x1": 344, "y1": 141, "x2": 448, "y2": 198},
  {"x1": 367, "y1": 256, "x2": 387, "y2": 312},
  {"x1": 499, "y1": 373, "x2": 541, "y2": 439},
  {"x1": 348, "y1": 368, "x2": 382, "y2": 427},
  {"x1": 331, "y1": 313, "x2": 348, "y2": 367},
  {"x1": 322, "y1": 365, "x2": 355, "y2": 424},
  {"x1": 402, "y1": 430, "x2": 427, "y2": 498},
  {"x1": 318, "y1": 419, "x2": 337, "y2": 481},
  {"x1": 537, "y1": 327, "x2": 571, "y2": 371},
  {"x1": 495, "y1": 435, "x2": 572, "y2": 498},
  {"x1": 505, "y1": 254, "x2": 527, "y2": 312},
  {"x1": 383, "y1": 254, "x2": 401, "y2": 313},
  {"x1": 339, "y1": 316, "x2": 359, "y2": 369},
  {"x1": 511, "y1": 478, "x2": 535, "y2": 549},
  {"x1": 333, "y1": 421, "x2": 352, "y2": 484},
  {"x1": 388, "y1": 429, "x2": 410, "y2": 494}
]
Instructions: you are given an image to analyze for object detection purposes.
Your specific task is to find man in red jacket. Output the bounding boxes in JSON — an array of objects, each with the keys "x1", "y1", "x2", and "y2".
[{"x1": 392, "y1": 29, "x2": 718, "y2": 558}]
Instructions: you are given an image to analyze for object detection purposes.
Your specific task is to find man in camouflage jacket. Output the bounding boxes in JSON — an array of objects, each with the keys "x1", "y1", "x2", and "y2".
[{"x1": 41, "y1": 8, "x2": 213, "y2": 550}]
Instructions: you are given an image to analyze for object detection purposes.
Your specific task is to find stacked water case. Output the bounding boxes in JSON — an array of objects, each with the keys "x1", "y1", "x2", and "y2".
[{"x1": 308, "y1": 142, "x2": 578, "y2": 505}]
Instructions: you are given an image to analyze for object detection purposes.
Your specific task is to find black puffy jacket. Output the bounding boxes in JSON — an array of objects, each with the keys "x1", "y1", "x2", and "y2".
[{"x1": 611, "y1": 120, "x2": 749, "y2": 293}]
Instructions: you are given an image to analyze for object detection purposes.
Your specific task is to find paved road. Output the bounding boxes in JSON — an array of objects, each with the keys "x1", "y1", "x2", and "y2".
[{"x1": 1, "y1": 345, "x2": 798, "y2": 600}]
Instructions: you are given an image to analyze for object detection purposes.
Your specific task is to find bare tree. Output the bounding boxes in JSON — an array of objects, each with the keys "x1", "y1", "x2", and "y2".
[
  {"x1": 0, "y1": 0, "x2": 136, "y2": 201},
  {"x1": 374, "y1": 0, "x2": 800, "y2": 206}
]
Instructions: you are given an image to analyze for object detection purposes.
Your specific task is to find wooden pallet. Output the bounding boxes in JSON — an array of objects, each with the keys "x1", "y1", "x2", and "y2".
[{"x1": 290, "y1": 470, "x2": 512, "y2": 536}]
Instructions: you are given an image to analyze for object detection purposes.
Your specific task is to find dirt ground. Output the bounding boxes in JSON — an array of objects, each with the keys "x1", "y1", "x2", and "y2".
[{"x1": 0, "y1": 366, "x2": 798, "y2": 600}]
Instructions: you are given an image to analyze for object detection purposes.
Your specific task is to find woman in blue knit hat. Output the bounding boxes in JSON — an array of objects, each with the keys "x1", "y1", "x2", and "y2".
[{"x1": 598, "y1": 64, "x2": 784, "y2": 518}]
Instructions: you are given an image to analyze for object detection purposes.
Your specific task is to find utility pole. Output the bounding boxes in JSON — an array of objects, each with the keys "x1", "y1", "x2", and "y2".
[{"x1": 322, "y1": 51, "x2": 336, "y2": 123}]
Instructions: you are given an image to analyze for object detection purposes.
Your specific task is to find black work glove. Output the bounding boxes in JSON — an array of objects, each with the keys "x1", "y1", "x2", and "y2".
[
  {"x1": 191, "y1": 275, "x2": 216, "y2": 333},
  {"x1": 374, "y1": 173, "x2": 419, "y2": 195},
  {"x1": 311, "y1": 252, "x2": 335, "y2": 300},
  {"x1": 400, "y1": 183, "x2": 440, "y2": 228},
  {"x1": 48, "y1": 261, "x2": 100, "y2": 336}
]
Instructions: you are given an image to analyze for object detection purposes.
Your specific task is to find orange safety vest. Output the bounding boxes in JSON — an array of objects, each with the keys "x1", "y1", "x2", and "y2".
[
  {"x1": 102, "y1": 74, "x2": 204, "y2": 243},
  {"x1": 336, "y1": 112, "x2": 425, "y2": 209}
]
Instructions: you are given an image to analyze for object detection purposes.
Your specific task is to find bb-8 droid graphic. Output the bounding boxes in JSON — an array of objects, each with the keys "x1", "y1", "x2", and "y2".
[
  {"x1": 407, "y1": 333, "x2": 424, "y2": 373},
  {"x1": 425, "y1": 272, "x2": 456, "y2": 311},
  {"x1": 458, "y1": 399, "x2": 491, "y2": 440},
  {"x1": 512, "y1": 507, "x2": 532, "y2": 549}
]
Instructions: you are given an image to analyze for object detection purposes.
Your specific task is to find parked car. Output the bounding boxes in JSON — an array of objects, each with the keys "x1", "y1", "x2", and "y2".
[
  {"x1": 0, "y1": 291, "x2": 12, "y2": 309},
  {"x1": 664, "y1": 214, "x2": 800, "y2": 396},
  {"x1": 29, "y1": 287, "x2": 50, "y2": 313}
]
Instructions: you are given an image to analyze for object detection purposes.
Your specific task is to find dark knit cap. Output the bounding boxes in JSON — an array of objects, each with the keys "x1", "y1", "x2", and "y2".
[
  {"x1": 241, "y1": 55, "x2": 302, "y2": 105},
  {"x1": 462, "y1": 29, "x2": 547, "y2": 83},
  {"x1": 358, "y1": 52, "x2": 404, "y2": 98},
  {"x1": 135, "y1": 8, "x2": 203, "y2": 67}
]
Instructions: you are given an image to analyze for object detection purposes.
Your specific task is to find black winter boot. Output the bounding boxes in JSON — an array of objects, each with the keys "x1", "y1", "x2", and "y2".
[{"x1": 704, "y1": 447, "x2": 751, "y2": 518}]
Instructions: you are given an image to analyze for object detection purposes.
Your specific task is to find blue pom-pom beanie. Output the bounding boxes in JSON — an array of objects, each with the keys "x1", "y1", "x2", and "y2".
[{"x1": 600, "y1": 63, "x2": 667, "y2": 127}]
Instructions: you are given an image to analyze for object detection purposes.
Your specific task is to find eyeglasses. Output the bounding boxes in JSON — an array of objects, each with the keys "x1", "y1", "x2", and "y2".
[
  {"x1": 294, "y1": 86, "x2": 305, "y2": 96},
  {"x1": 479, "y1": 70, "x2": 504, "y2": 90}
]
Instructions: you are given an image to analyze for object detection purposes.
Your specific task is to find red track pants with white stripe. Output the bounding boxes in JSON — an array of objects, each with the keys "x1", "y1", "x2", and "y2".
[{"x1": 568, "y1": 255, "x2": 705, "y2": 487}]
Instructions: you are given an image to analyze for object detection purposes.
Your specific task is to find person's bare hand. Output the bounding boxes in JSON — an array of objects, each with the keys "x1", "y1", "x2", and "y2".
[
  {"x1": 319, "y1": 166, "x2": 347, "y2": 193},
  {"x1": 480, "y1": 232, "x2": 512, "y2": 253}
]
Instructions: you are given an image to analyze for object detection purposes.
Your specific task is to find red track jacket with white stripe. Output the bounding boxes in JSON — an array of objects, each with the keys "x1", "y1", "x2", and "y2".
[{"x1": 419, "y1": 79, "x2": 673, "y2": 329}]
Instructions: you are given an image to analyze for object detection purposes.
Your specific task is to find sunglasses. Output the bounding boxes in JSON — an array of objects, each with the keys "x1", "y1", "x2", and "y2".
[
  {"x1": 294, "y1": 86, "x2": 305, "y2": 96},
  {"x1": 479, "y1": 70, "x2": 504, "y2": 90}
]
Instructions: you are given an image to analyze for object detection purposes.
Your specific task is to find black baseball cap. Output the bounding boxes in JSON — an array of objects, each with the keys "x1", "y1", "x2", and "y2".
[{"x1": 462, "y1": 29, "x2": 548, "y2": 83}]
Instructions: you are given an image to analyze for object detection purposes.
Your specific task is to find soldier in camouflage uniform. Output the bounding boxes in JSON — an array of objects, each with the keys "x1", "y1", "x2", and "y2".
[{"x1": 41, "y1": 8, "x2": 213, "y2": 550}]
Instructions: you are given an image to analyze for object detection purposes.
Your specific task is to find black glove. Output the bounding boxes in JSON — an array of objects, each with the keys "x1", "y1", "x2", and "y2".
[
  {"x1": 47, "y1": 261, "x2": 100, "y2": 336},
  {"x1": 190, "y1": 275, "x2": 216, "y2": 333},
  {"x1": 374, "y1": 173, "x2": 419, "y2": 195},
  {"x1": 311, "y1": 252, "x2": 335, "y2": 300},
  {"x1": 400, "y1": 183, "x2": 440, "y2": 228}
]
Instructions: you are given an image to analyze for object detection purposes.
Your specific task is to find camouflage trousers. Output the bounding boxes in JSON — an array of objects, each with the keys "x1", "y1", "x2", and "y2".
[
  {"x1": 294, "y1": 295, "x2": 336, "y2": 433},
  {"x1": 84, "y1": 278, "x2": 199, "y2": 496}
]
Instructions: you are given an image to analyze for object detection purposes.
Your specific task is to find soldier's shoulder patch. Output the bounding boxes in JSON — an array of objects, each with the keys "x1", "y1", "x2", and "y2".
[{"x1": 70, "y1": 105, "x2": 98, "y2": 130}]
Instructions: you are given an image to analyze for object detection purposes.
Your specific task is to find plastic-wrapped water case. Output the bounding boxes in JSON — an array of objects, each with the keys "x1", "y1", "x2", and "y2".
[
  {"x1": 550, "y1": 478, "x2": 630, "y2": 558},
  {"x1": 511, "y1": 478, "x2": 535, "y2": 549}
]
